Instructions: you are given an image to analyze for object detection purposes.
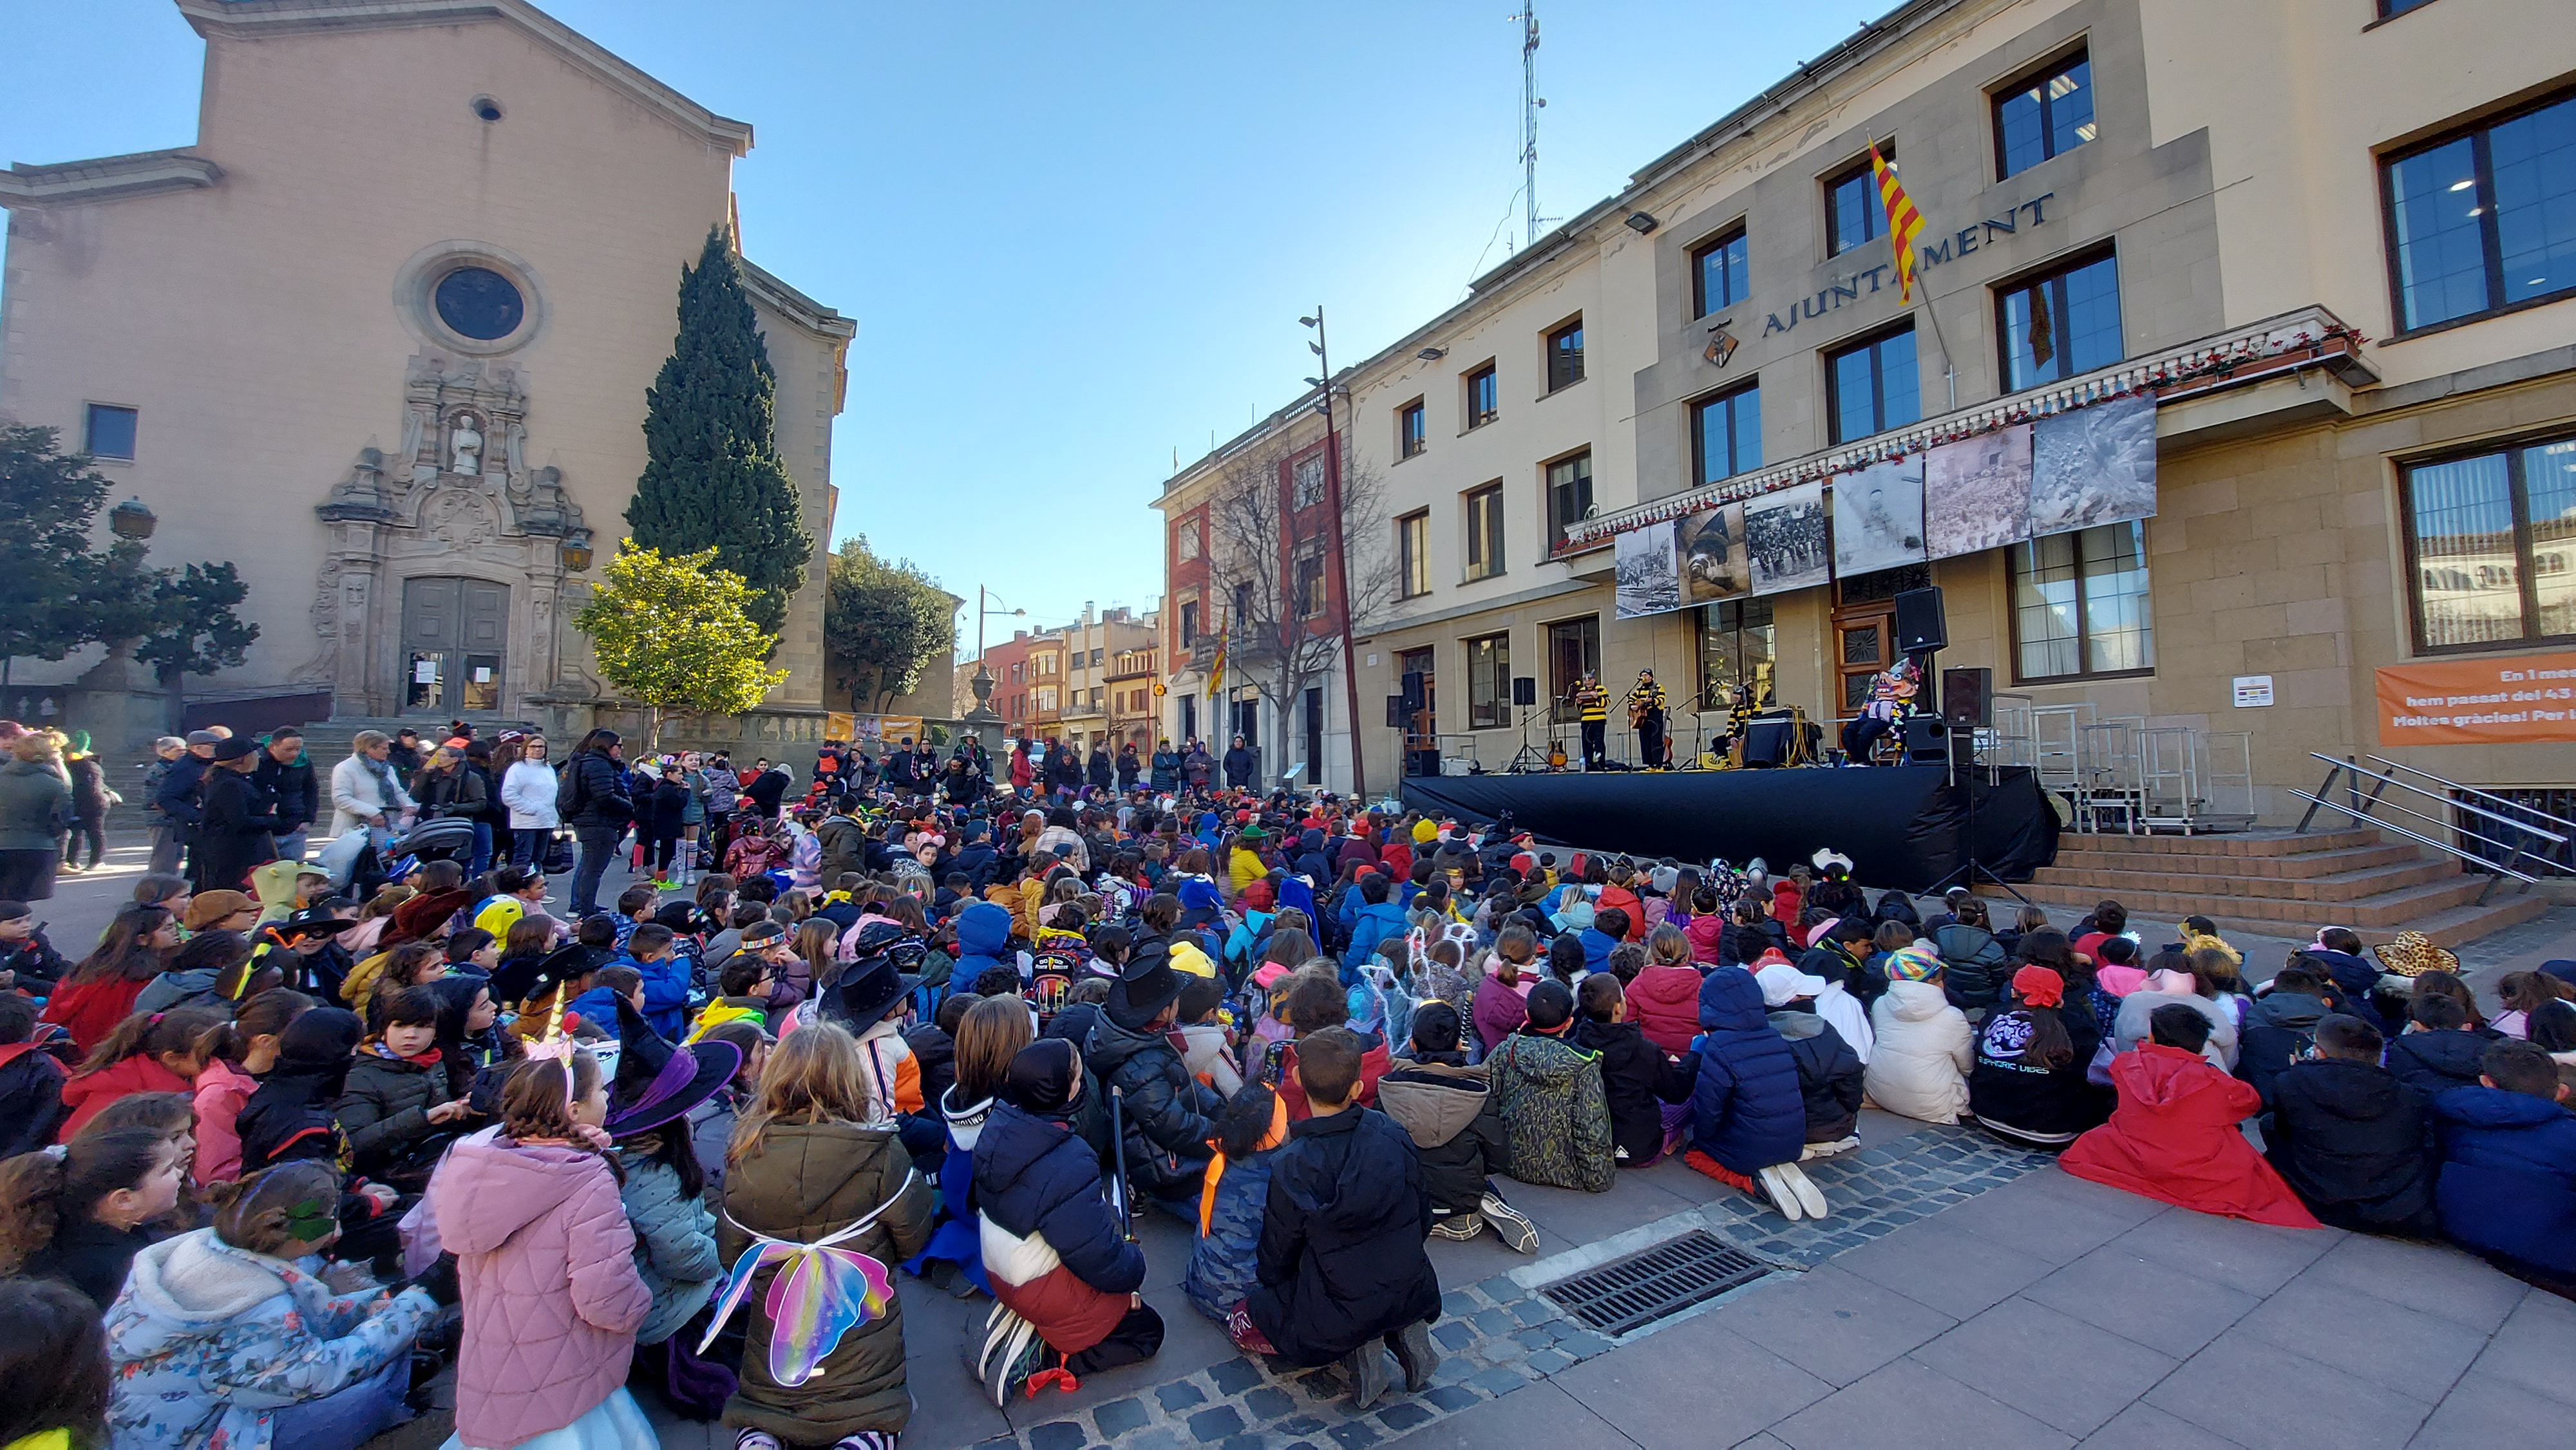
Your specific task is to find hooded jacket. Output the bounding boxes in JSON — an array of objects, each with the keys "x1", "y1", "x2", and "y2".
[
  {"x1": 2263, "y1": 1057, "x2": 2436, "y2": 1234},
  {"x1": 1470, "y1": 970, "x2": 1531, "y2": 1053},
  {"x1": 1574, "y1": 1017, "x2": 1699, "y2": 1165},
  {"x1": 0, "y1": 757, "x2": 71, "y2": 852},
  {"x1": 974, "y1": 1099, "x2": 1145, "y2": 1355},
  {"x1": 0, "y1": 1042, "x2": 68, "y2": 1160},
  {"x1": 1084, "y1": 1010, "x2": 1224, "y2": 1198},
  {"x1": 2236, "y1": 990, "x2": 2331, "y2": 1109},
  {"x1": 334, "y1": 1044, "x2": 450, "y2": 1183},
  {"x1": 1685, "y1": 914, "x2": 1727, "y2": 966},
  {"x1": 1932, "y1": 923, "x2": 2009, "y2": 1012},
  {"x1": 196, "y1": 766, "x2": 279, "y2": 893},
  {"x1": 104, "y1": 1229, "x2": 436, "y2": 1450},
  {"x1": 1244, "y1": 1106, "x2": 1441, "y2": 1368},
  {"x1": 2059, "y1": 1044, "x2": 2320, "y2": 1227},
  {"x1": 1969, "y1": 1006, "x2": 2110, "y2": 1145},
  {"x1": 191, "y1": 1059, "x2": 258, "y2": 1185},
  {"x1": 609, "y1": 1144, "x2": 719, "y2": 1348},
  {"x1": 2386, "y1": 1028, "x2": 2494, "y2": 1099},
  {"x1": 1340, "y1": 898, "x2": 1408, "y2": 979},
  {"x1": 1484, "y1": 1030, "x2": 1616, "y2": 1191},
  {"x1": 252, "y1": 750, "x2": 319, "y2": 835},
  {"x1": 2430, "y1": 1085, "x2": 2576, "y2": 1277},
  {"x1": 1768, "y1": 1010, "x2": 1866, "y2": 1144},
  {"x1": 235, "y1": 1013, "x2": 360, "y2": 1175},
  {"x1": 1376, "y1": 1057, "x2": 1506, "y2": 1214},
  {"x1": 950, "y1": 901, "x2": 1016, "y2": 984},
  {"x1": 1864, "y1": 979, "x2": 1975, "y2": 1126},
  {"x1": 2112, "y1": 990, "x2": 2240, "y2": 1071},
  {"x1": 430, "y1": 1130, "x2": 650, "y2": 1449},
  {"x1": 719, "y1": 1118, "x2": 934, "y2": 1442},
  {"x1": 1687, "y1": 969, "x2": 1806, "y2": 1175},
  {"x1": 57, "y1": 1053, "x2": 193, "y2": 1142},
  {"x1": 1182, "y1": 1122, "x2": 1279, "y2": 1323},
  {"x1": 2297, "y1": 948, "x2": 2389, "y2": 1031}
]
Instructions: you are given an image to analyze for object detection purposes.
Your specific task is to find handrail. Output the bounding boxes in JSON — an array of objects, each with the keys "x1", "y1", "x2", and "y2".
[
  {"x1": 2362, "y1": 754, "x2": 2572, "y2": 845},
  {"x1": 2302, "y1": 752, "x2": 2566, "y2": 845},
  {"x1": 2289, "y1": 791, "x2": 2541, "y2": 887}
]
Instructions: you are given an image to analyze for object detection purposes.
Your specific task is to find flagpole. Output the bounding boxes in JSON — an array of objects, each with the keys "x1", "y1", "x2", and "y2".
[{"x1": 1920, "y1": 289, "x2": 1959, "y2": 414}]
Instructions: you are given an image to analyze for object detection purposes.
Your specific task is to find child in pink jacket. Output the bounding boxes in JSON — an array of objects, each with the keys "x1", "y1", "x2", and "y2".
[{"x1": 428, "y1": 1048, "x2": 653, "y2": 1449}]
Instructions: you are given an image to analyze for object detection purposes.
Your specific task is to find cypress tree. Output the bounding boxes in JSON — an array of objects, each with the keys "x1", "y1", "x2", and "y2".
[{"x1": 625, "y1": 224, "x2": 812, "y2": 636}]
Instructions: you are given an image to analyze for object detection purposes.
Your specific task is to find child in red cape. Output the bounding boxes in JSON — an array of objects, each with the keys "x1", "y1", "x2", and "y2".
[{"x1": 2060, "y1": 1003, "x2": 2320, "y2": 1229}]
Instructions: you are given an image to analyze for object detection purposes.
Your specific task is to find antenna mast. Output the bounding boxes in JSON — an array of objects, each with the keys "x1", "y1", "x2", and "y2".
[{"x1": 1517, "y1": 3, "x2": 1540, "y2": 251}]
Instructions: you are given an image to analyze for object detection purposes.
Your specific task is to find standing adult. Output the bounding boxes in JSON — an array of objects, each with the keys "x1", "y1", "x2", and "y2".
[
  {"x1": 1117, "y1": 742, "x2": 1142, "y2": 794},
  {"x1": 1183, "y1": 739, "x2": 1215, "y2": 793},
  {"x1": 1009, "y1": 740, "x2": 1034, "y2": 796},
  {"x1": 140, "y1": 735, "x2": 189, "y2": 875},
  {"x1": 462, "y1": 739, "x2": 507, "y2": 875},
  {"x1": 194, "y1": 738, "x2": 279, "y2": 894},
  {"x1": 498, "y1": 733, "x2": 560, "y2": 869},
  {"x1": 1572, "y1": 672, "x2": 1611, "y2": 771},
  {"x1": 329, "y1": 730, "x2": 415, "y2": 847},
  {"x1": 1626, "y1": 670, "x2": 1669, "y2": 770},
  {"x1": 1150, "y1": 738, "x2": 1180, "y2": 793},
  {"x1": 153, "y1": 730, "x2": 220, "y2": 882},
  {"x1": 884, "y1": 737, "x2": 919, "y2": 798},
  {"x1": 744, "y1": 758, "x2": 793, "y2": 820},
  {"x1": 410, "y1": 744, "x2": 487, "y2": 834},
  {"x1": 386, "y1": 728, "x2": 424, "y2": 776},
  {"x1": 1045, "y1": 740, "x2": 1083, "y2": 802},
  {"x1": 1088, "y1": 742, "x2": 1113, "y2": 795},
  {"x1": 253, "y1": 726, "x2": 317, "y2": 864},
  {"x1": 0, "y1": 731, "x2": 73, "y2": 901},
  {"x1": 59, "y1": 730, "x2": 118, "y2": 873},
  {"x1": 1222, "y1": 734, "x2": 1256, "y2": 791},
  {"x1": 560, "y1": 729, "x2": 633, "y2": 918}
]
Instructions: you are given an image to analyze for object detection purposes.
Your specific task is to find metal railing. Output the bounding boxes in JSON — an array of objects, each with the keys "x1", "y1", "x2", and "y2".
[{"x1": 2293, "y1": 753, "x2": 2570, "y2": 896}]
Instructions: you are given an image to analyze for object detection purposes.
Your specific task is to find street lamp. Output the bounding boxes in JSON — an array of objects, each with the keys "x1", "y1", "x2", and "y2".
[
  {"x1": 1299, "y1": 308, "x2": 1367, "y2": 796},
  {"x1": 972, "y1": 586, "x2": 1025, "y2": 664},
  {"x1": 558, "y1": 526, "x2": 594, "y2": 572},
  {"x1": 108, "y1": 498, "x2": 157, "y2": 541}
]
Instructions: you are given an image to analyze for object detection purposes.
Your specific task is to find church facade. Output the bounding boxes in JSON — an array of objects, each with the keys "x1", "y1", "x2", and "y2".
[{"x1": 0, "y1": 0, "x2": 849, "y2": 749}]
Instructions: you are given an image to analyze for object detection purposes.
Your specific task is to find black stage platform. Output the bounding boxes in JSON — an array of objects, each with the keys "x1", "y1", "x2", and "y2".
[{"x1": 1399, "y1": 765, "x2": 2060, "y2": 892}]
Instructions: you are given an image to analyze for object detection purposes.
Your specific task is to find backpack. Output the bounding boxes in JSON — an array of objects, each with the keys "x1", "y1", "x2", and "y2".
[{"x1": 554, "y1": 756, "x2": 586, "y2": 818}]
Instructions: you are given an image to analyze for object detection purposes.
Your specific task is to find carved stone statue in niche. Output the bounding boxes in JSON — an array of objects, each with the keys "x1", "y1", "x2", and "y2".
[{"x1": 450, "y1": 413, "x2": 484, "y2": 476}]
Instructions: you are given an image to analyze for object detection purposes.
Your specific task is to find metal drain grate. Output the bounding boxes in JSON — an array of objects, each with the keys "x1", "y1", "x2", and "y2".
[{"x1": 1539, "y1": 1229, "x2": 1773, "y2": 1335}]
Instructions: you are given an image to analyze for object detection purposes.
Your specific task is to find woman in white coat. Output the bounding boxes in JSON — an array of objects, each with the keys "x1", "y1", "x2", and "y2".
[
  {"x1": 497, "y1": 733, "x2": 562, "y2": 871},
  {"x1": 327, "y1": 731, "x2": 415, "y2": 842},
  {"x1": 1864, "y1": 947, "x2": 1975, "y2": 1125}
]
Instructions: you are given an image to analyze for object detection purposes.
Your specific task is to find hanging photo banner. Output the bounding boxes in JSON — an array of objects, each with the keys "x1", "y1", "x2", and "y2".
[
  {"x1": 2031, "y1": 391, "x2": 2157, "y2": 537},
  {"x1": 1679, "y1": 502, "x2": 1751, "y2": 604},
  {"x1": 1613, "y1": 519, "x2": 1685, "y2": 619},
  {"x1": 1924, "y1": 423, "x2": 2034, "y2": 561},
  {"x1": 1830, "y1": 455, "x2": 1927, "y2": 578},
  {"x1": 1745, "y1": 480, "x2": 1830, "y2": 596}
]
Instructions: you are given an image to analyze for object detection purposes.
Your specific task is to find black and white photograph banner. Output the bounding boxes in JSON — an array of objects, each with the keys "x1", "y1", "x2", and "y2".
[
  {"x1": 2031, "y1": 391, "x2": 2157, "y2": 536},
  {"x1": 1745, "y1": 480, "x2": 1830, "y2": 596},
  {"x1": 1613, "y1": 518, "x2": 1685, "y2": 619},
  {"x1": 1680, "y1": 501, "x2": 1751, "y2": 604},
  {"x1": 1924, "y1": 422, "x2": 2034, "y2": 561},
  {"x1": 1830, "y1": 455, "x2": 1928, "y2": 577}
]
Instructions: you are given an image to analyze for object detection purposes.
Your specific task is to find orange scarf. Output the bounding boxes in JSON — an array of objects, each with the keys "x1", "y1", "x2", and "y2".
[{"x1": 1198, "y1": 1093, "x2": 1290, "y2": 1234}]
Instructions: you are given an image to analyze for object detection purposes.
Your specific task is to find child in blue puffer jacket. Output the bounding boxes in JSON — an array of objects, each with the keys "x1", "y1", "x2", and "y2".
[
  {"x1": 1683, "y1": 968, "x2": 1827, "y2": 1221},
  {"x1": 1184, "y1": 1082, "x2": 1287, "y2": 1341}
]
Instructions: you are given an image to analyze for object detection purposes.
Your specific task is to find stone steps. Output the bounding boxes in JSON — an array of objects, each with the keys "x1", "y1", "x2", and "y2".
[{"x1": 2029, "y1": 857, "x2": 2463, "y2": 904}]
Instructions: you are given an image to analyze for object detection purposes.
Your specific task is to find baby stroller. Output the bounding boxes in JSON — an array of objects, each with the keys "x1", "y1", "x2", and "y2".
[
  {"x1": 381, "y1": 816, "x2": 477, "y2": 880},
  {"x1": 317, "y1": 814, "x2": 476, "y2": 899}
]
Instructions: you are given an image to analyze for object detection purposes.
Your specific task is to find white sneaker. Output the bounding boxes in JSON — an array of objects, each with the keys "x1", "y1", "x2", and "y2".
[
  {"x1": 1799, "y1": 1136, "x2": 1861, "y2": 1161},
  {"x1": 1479, "y1": 1192, "x2": 1540, "y2": 1254},
  {"x1": 1756, "y1": 1164, "x2": 1806, "y2": 1221},
  {"x1": 1782, "y1": 1162, "x2": 1830, "y2": 1219}
]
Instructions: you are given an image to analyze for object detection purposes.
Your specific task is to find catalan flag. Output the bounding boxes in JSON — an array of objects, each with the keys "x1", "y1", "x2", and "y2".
[
  {"x1": 1868, "y1": 143, "x2": 1925, "y2": 303},
  {"x1": 1207, "y1": 616, "x2": 1228, "y2": 698}
]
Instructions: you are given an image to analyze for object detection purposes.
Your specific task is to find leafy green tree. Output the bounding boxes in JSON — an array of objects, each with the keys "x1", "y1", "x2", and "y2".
[
  {"x1": 824, "y1": 535, "x2": 954, "y2": 713},
  {"x1": 625, "y1": 225, "x2": 812, "y2": 636},
  {"x1": 133, "y1": 563, "x2": 259, "y2": 732},
  {"x1": 574, "y1": 541, "x2": 787, "y2": 749},
  {"x1": 0, "y1": 424, "x2": 137, "y2": 686}
]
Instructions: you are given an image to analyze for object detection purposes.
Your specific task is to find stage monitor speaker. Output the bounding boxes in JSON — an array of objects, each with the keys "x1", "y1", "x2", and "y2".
[
  {"x1": 1902, "y1": 715, "x2": 1950, "y2": 765},
  {"x1": 1511, "y1": 675, "x2": 1538, "y2": 707},
  {"x1": 1405, "y1": 747, "x2": 1441, "y2": 778},
  {"x1": 1742, "y1": 717, "x2": 1797, "y2": 768},
  {"x1": 1401, "y1": 672, "x2": 1427, "y2": 713},
  {"x1": 1894, "y1": 585, "x2": 1949, "y2": 654},
  {"x1": 1941, "y1": 666, "x2": 1993, "y2": 730},
  {"x1": 1385, "y1": 695, "x2": 1408, "y2": 729}
]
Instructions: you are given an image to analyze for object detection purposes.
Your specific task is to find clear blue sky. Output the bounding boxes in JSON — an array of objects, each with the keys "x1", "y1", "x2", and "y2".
[{"x1": 2, "y1": 1, "x2": 1864, "y2": 632}]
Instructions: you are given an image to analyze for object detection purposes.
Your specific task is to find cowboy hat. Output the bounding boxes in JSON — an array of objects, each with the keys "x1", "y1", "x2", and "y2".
[
  {"x1": 1106, "y1": 938, "x2": 1188, "y2": 1031},
  {"x1": 603, "y1": 997, "x2": 743, "y2": 1138},
  {"x1": 2372, "y1": 930, "x2": 2459, "y2": 979}
]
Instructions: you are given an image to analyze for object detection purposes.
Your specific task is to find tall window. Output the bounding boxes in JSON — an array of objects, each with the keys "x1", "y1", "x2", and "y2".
[
  {"x1": 1546, "y1": 318, "x2": 1586, "y2": 391},
  {"x1": 1397, "y1": 510, "x2": 1431, "y2": 598},
  {"x1": 1176, "y1": 524, "x2": 1200, "y2": 562},
  {"x1": 1399, "y1": 399, "x2": 1426, "y2": 458},
  {"x1": 1998, "y1": 251, "x2": 2124, "y2": 390},
  {"x1": 1464, "y1": 483, "x2": 1506, "y2": 581},
  {"x1": 1827, "y1": 326, "x2": 1920, "y2": 443},
  {"x1": 1698, "y1": 599, "x2": 1777, "y2": 712},
  {"x1": 1994, "y1": 50, "x2": 2096, "y2": 180},
  {"x1": 2012, "y1": 522, "x2": 2155, "y2": 680},
  {"x1": 1464, "y1": 632, "x2": 1511, "y2": 729},
  {"x1": 1293, "y1": 550, "x2": 1327, "y2": 619},
  {"x1": 2403, "y1": 435, "x2": 2576, "y2": 650},
  {"x1": 1179, "y1": 599, "x2": 1199, "y2": 646},
  {"x1": 1546, "y1": 616, "x2": 1600, "y2": 722},
  {"x1": 84, "y1": 404, "x2": 138, "y2": 461},
  {"x1": 2385, "y1": 93, "x2": 2576, "y2": 332},
  {"x1": 1291, "y1": 453, "x2": 1326, "y2": 509},
  {"x1": 1466, "y1": 364, "x2": 1499, "y2": 428},
  {"x1": 1827, "y1": 144, "x2": 1892, "y2": 256},
  {"x1": 1693, "y1": 227, "x2": 1748, "y2": 317},
  {"x1": 1693, "y1": 383, "x2": 1763, "y2": 485},
  {"x1": 1546, "y1": 452, "x2": 1594, "y2": 554}
]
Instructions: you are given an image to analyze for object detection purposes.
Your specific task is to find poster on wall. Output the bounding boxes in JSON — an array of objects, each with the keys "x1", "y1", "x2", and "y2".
[
  {"x1": 1613, "y1": 520, "x2": 1685, "y2": 619},
  {"x1": 1924, "y1": 423, "x2": 2034, "y2": 560},
  {"x1": 1830, "y1": 455, "x2": 1927, "y2": 578},
  {"x1": 1679, "y1": 502, "x2": 1750, "y2": 603},
  {"x1": 2376, "y1": 652, "x2": 2576, "y2": 747},
  {"x1": 1745, "y1": 480, "x2": 1831, "y2": 596},
  {"x1": 2031, "y1": 392, "x2": 2158, "y2": 536}
]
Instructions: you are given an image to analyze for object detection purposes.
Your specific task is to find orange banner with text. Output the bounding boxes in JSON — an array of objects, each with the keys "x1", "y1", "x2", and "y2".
[{"x1": 2376, "y1": 652, "x2": 2576, "y2": 746}]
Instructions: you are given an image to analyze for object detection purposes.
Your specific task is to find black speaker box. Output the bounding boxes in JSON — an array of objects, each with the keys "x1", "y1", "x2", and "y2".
[
  {"x1": 1511, "y1": 675, "x2": 1538, "y2": 707},
  {"x1": 1893, "y1": 585, "x2": 1948, "y2": 654},
  {"x1": 1941, "y1": 666, "x2": 1992, "y2": 730},
  {"x1": 1386, "y1": 695, "x2": 1408, "y2": 729},
  {"x1": 1401, "y1": 672, "x2": 1427, "y2": 712},
  {"x1": 1405, "y1": 748, "x2": 1441, "y2": 778},
  {"x1": 1902, "y1": 714, "x2": 1949, "y2": 764}
]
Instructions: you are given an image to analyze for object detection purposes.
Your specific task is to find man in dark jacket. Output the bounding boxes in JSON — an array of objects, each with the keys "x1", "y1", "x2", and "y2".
[
  {"x1": 1116, "y1": 744, "x2": 1141, "y2": 793},
  {"x1": 1084, "y1": 942, "x2": 1224, "y2": 1206},
  {"x1": 2430, "y1": 1039, "x2": 2576, "y2": 1288},
  {"x1": 1086, "y1": 744, "x2": 1113, "y2": 793},
  {"x1": 559, "y1": 733, "x2": 633, "y2": 919},
  {"x1": 2385, "y1": 994, "x2": 2494, "y2": 1098},
  {"x1": 1222, "y1": 735, "x2": 1256, "y2": 791},
  {"x1": 1150, "y1": 740, "x2": 1181, "y2": 793},
  {"x1": 254, "y1": 728, "x2": 320, "y2": 863},
  {"x1": 194, "y1": 739, "x2": 279, "y2": 892},
  {"x1": 1376, "y1": 1003, "x2": 1533, "y2": 1251},
  {"x1": 2237, "y1": 966, "x2": 2334, "y2": 1109},
  {"x1": 1247, "y1": 1026, "x2": 1443, "y2": 1409},
  {"x1": 2263, "y1": 1013, "x2": 2436, "y2": 1235},
  {"x1": 744, "y1": 761, "x2": 792, "y2": 819},
  {"x1": 155, "y1": 731, "x2": 218, "y2": 875},
  {"x1": 1044, "y1": 742, "x2": 1082, "y2": 800}
]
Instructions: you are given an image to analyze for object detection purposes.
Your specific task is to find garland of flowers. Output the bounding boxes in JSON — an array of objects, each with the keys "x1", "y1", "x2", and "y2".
[{"x1": 1562, "y1": 321, "x2": 2369, "y2": 549}]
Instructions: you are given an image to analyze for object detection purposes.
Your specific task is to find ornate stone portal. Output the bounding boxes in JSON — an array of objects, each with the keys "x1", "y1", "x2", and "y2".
[{"x1": 296, "y1": 348, "x2": 594, "y2": 716}]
